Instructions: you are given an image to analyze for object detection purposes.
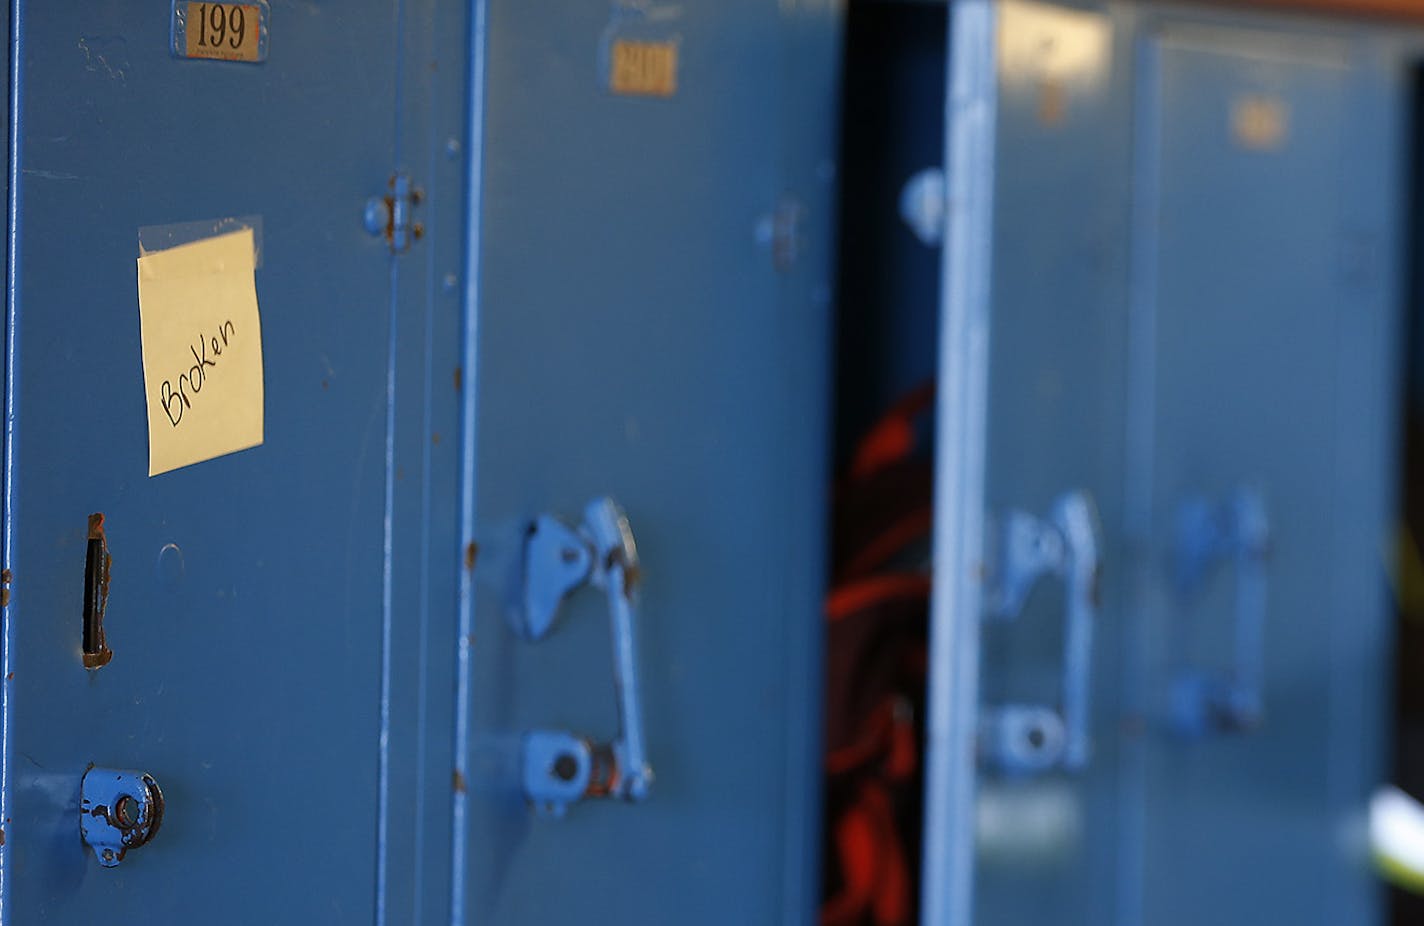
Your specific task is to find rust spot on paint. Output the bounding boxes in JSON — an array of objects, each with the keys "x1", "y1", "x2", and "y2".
[
  {"x1": 622, "y1": 562, "x2": 641, "y2": 598},
  {"x1": 453, "y1": 366, "x2": 463, "y2": 391},
  {"x1": 432, "y1": 432, "x2": 442, "y2": 446},
  {"x1": 464, "y1": 541, "x2": 478, "y2": 571},
  {"x1": 82, "y1": 513, "x2": 113, "y2": 670},
  {"x1": 1037, "y1": 79, "x2": 1067, "y2": 126},
  {"x1": 452, "y1": 770, "x2": 467, "y2": 794}
]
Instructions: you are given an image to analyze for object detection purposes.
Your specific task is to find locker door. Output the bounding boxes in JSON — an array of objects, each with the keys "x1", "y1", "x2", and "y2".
[
  {"x1": 2, "y1": 1, "x2": 467, "y2": 922},
  {"x1": 460, "y1": 1, "x2": 841, "y2": 923},
  {"x1": 923, "y1": 2, "x2": 1134, "y2": 924},
  {"x1": 1131, "y1": 25, "x2": 1400, "y2": 926}
]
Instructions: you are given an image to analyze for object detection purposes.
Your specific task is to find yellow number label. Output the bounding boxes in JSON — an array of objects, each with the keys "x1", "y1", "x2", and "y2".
[
  {"x1": 609, "y1": 40, "x2": 678, "y2": 99},
  {"x1": 184, "y1": 3, "x2": 261, "y2": 63}
]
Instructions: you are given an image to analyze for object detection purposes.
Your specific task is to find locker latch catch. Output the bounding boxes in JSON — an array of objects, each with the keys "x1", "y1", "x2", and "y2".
[
  {"x1": 1170, "y1": 488, "x2": 1270, "y2": 736},
  {"x1": 516, "y1": 498, "x2": 653, "y2": 818},
  {"x1": 79, "y1": 766, "x2": 164, "y2": 868},
  {"x1": 981, "y1": 491, "x2": 1101, "y2": 775}
]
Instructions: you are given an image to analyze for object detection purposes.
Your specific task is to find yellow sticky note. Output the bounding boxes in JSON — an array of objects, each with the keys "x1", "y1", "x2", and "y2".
[{"x1": 137, "y1": 227, "x2": 264, "y2": 476}]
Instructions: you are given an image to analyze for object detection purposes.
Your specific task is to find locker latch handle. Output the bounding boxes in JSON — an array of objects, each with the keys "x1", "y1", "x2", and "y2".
[
  {"x1": 1170, "y1": 488, "x2": 1270, "y2": 736},
  {"x1": 517, "y1": 498, "x2": 652, "y2": 818},
  {"x1": 981, "y1": 491, "x2": 1101, "y2": 775}
]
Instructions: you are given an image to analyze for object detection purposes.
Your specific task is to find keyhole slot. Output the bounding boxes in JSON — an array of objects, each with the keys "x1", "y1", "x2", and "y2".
[
  {"x1": 1025, "y1": 724, "x2": 1048, "y2": 751},
  {"x1": 112, "y1": 794, "x2": 141, "y2": 830},
  {"x1": 552, "y1": 753, "x2": 580, "y2": 783},
  {"x1": 82, "y1": 513, "x2": 113, "y2": 669}
]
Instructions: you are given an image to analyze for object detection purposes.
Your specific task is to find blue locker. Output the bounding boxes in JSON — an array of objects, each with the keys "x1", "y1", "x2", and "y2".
[
  {"x1": 0, "y1": 1, "x2": 845, "y2": 924},
  {"x1": 1, "y1": 0, "x2": 463, "y2": 921},
  {"x1": 923, "y1": 3, "x2": 1136, "y2": 924},
  {"x1": 1127, "y1": 17, "x2": 1402, "y2": 925},
  {"x1": 459, "y1": 1, "x2": 840, "y2": 922},
  {"x1": 970, "y1": 0, "x2": 1134, "y2": 921},
  {"x1": 922, "y1": 2, "x2": 1406, "y2": 924}
]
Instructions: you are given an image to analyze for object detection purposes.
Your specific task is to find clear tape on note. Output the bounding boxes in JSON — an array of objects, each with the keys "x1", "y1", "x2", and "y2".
[{"x1": 138, "y1": 214, "x2": 263, "y2": 267}]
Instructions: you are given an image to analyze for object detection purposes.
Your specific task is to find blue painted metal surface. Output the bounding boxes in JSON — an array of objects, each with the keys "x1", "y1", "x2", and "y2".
[
  {"x1": 924, "y1": 3, "x2": 998, "y2": 922},
  {"x1": 926, "y1": 3, "x2": 1137, "y2": 924},
  {"x1": 0, "y1": 0, "x2": 468, "y2": 922},
  {"x1": 459, "y1": 0, "x2": 841, "y2": 922},
  {"x1": 923, "y1": 3, "x2": 1406, "y2": 925},
  {"x1": 1126, "y1": 14, "x2": 1403, "y2": 925}
]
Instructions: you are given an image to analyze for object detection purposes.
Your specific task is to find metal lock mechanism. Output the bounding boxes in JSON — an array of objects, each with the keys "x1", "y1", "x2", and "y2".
[
  {"x1": 80, "y1": 766, "x2": 164, "y2": 867},
  {"x1": 981, "y1": 491, "x2": 1101, "y2": 776},
  {"x1": 515, "y1": 497, "x2": 652, "y2": 818},
  {"x1": 1170, "y1": 487, "x2": 1270, "y2": 736}
]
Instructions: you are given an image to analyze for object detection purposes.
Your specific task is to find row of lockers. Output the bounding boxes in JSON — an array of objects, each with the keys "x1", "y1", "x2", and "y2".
[
  {"x1": 849, "y1": 2, "x2": 1406, "y2": 924},
  {"x1": 0, "y1": 0, "x2": 1415, "y2": 923}
]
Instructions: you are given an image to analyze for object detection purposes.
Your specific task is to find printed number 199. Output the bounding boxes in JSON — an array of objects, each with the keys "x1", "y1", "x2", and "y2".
[
  {"x1": 183, "y1": 2, "x2": 260, "y2": 62},
  {"x1": 194, "y1": 3, "x2": 246, "y2": 50}
]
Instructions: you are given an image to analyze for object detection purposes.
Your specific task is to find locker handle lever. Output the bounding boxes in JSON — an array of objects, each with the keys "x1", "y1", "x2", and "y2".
[
  {"x1": 981, "y1": 491, "x2": 1101, "y2": 775},
  {"x1": 517, "y1": 498, "x2": 653, "y2": 818},
  {"x1": 1170, "y1": 488, "x2": 1270, "y2": 735}
]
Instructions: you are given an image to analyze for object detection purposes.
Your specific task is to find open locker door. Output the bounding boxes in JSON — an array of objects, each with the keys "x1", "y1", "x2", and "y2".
[
  {"x1": 922, "y1": 2, "x2": 1134, "y2": 924},
  {"x1": 923, "y1": 5, "x2": 1406, "y2": 926}
]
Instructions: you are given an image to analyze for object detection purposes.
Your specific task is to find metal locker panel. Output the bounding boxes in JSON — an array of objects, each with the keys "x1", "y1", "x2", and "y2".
[
  {"x1": 384, "y1": 0, "x2": 472, "y2": 919},
  {"x1": 460, "y1": 1, "x2": 840, "y2": 923},
  {"x1": 1127, "y1": 20, "x2": 1403, "y2": 925},
  {"x1": 924, "y1": 2, "x2": 1136, "y2": 924},
  {"x1": 772, "y1": 8, "x2": 846, "y2": 918},
  {"x1": 1, "y1": 2, "x2": 467, "y2": 922}
]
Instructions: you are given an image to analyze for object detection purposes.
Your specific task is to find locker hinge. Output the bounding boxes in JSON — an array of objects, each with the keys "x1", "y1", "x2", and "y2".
[
  {"x1": 363, "y1": 173, "x2": 424, "y2": 254},
  {"x1": 756, "y1": 195, "x2": 806, "y2": 272}
]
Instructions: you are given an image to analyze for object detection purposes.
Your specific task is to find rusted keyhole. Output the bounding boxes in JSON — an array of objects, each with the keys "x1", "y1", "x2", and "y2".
[
  {"x1": 112, "y1": 794, "x2": 140, "y2": 830},
  {"x1": 82, "y1": 513, "x2": 113, "y2": 669}
]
